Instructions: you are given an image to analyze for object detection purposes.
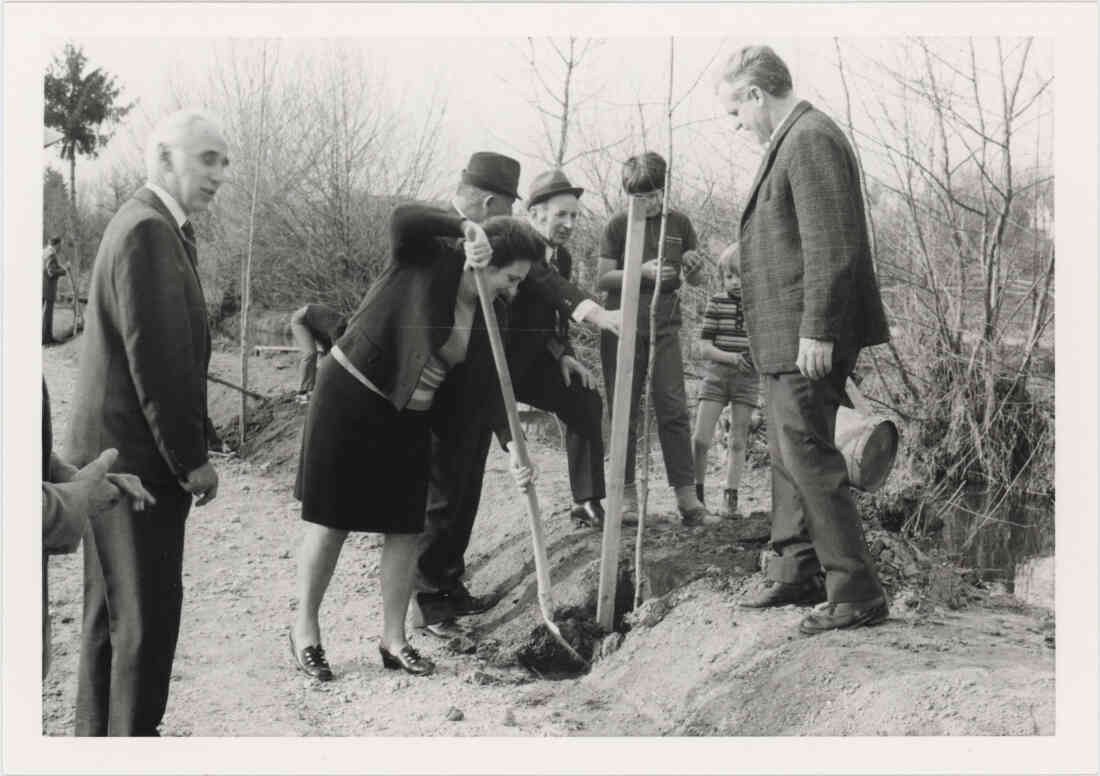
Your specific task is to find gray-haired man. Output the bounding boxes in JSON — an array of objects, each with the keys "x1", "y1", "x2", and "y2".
[{"x1": 717, "y1": 45, "x2": 890, "y2": 634}]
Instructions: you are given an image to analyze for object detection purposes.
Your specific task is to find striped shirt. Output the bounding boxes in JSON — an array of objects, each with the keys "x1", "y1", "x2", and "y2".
[
  {"x1": 406, "y1": 353, "x2": 450, "y2": 411},
  {"x1": 700, "y1": 290, "x2": 751, "y2": 355},
  {"x1": 331, "y1": 305, "x2": 471, "y2": 412}
]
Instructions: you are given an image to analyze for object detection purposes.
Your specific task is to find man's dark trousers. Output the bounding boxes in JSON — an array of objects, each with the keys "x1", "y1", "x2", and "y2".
[
  {"x1": 763, "y1": 353, "x2": 883, "y2": 604},
  {"x1": 599, "y1": 317, "x2": 695, "y2": 489},
  {"x1": 42, "y1": 272, "x2": 59, "y2": 343},
  {"x1": 74, "y1": 482, "x2": 191, "y2": 736},
  {"x1": 417, "y1": 419, "x2": 494, "y2": 597},
  {"x1": 417, "y1": 347, "x2": 605, "y2": 625},
  {"x1": 416, "y1": 324, "x2": 498, "y2": 615},
  {"x1": 512, "y1": 349, "x2": 605, "y2": 505}
]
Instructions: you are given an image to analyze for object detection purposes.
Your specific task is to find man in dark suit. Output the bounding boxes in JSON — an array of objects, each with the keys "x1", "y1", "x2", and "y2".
[
  {"x1": 66, "y1": 109, "x2": 228, "y2": 734},
  {"x1": 414, "y1": 155, "x2": 621, "y2": 635},
  {"x1": 717, "y1": 46, "x2": 891, "y2": 634},
  {"x1": 511, "y1": 169, "x2": 606, "y2": 528}
]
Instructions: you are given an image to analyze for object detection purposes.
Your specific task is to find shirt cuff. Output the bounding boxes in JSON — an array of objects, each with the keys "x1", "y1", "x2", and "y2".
[{"x1": 571, "y1": 299, "x2": 599, "y2": 324}]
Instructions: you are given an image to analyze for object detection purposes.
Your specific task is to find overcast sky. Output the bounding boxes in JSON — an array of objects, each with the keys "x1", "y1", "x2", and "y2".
[
  {"x1": 44, "y1": 30, "x2": 1053, "y2": 227},
  {"x1": 46, "y1": 35, "x2": 757, "y2": 189}
]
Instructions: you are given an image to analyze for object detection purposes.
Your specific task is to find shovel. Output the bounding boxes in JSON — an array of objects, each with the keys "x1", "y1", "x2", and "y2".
[{"x1": 472, "y1": 269, "x2": 589, "y2": 668}]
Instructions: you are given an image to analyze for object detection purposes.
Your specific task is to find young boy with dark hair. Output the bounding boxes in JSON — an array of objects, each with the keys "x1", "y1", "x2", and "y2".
[{"x1": 595, "y1": 151, "x2": 708, "y2": 525}]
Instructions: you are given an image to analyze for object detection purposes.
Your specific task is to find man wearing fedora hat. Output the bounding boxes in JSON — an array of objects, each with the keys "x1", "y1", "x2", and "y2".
[
  {"x1": 415, "y1": 156, "x2": 622, "y2": 636},
  {"x1": 512, "y1": 169, "x2": 607, "y2": 529}
]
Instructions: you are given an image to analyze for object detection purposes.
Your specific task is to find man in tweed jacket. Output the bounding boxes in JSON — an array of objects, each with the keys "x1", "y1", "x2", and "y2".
[{"x1": 717, "y1": 46, "x2": 890, "y2": 634}]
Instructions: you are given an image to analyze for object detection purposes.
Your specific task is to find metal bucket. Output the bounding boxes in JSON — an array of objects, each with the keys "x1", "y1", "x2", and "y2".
[{"x1": 834, "y1": 405, "x2": 899, "y2": 492}]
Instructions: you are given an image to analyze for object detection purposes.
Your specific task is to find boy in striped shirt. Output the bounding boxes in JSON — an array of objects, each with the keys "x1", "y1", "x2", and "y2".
[{"x1": 692, "y1": 243, "x2": 760, "y2": 517}]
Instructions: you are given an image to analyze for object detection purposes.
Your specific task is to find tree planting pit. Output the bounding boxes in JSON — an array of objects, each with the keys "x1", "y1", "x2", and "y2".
[{"x1": 515, "y1": 606, "x2": 605, "y2": 678}]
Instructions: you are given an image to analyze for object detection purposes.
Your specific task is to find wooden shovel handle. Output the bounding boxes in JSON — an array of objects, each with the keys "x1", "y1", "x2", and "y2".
[{"x1": 471, "y1": 270, "x2": 555, "y2": 608}]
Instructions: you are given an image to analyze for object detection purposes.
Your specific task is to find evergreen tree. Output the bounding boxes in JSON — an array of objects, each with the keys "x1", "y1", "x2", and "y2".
[{"x1": 44, "y1": 42, "x2": 134, "y2": 282}]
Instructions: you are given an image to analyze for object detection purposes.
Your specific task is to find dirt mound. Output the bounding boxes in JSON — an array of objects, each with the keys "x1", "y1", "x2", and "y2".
[
  {"x1": 597, "y1": 578, "x2": 1053, "y2": 736},
  {"x1": 216, "y1": 394, "x2": 304, "y2": 466},
  {"x1": 206, "y1": 347, "x2": 308, "y2": 474}
]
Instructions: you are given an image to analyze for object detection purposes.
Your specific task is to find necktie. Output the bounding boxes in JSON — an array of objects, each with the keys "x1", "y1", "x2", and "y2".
[{"x1": 181, "y1": 221, "x2": 198, "y2": 267}]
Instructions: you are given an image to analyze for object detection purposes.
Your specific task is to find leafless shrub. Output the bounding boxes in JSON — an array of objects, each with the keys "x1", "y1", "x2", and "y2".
[{"x1": 831, "y1": 37, "x2": 1054, "y2": 536}]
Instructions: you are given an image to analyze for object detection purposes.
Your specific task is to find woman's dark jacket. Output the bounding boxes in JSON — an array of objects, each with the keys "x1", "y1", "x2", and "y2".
[{"x1": 334, "y1": 204, "x2": 512, "y2": 445}]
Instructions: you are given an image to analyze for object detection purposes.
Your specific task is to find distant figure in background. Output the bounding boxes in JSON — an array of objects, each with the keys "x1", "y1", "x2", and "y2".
[
  {"x1": 691, "y1": 243, "x2": 759, "y2": 518},
  {"x1": 596, "y1": 151, "x2": 709, "y2": 526},
  {"x1": 288, "y1": 303, "x2": 348, "y2": 403},
  {"x1": 67, "y1": 109, "x2": 228, "y2": 735},
  {"x1": 42, "y1": 380, "x2": 155, "y2": 678},
  {"x1": 42, "y1": 236, "x2": 65, "y2": 344}
]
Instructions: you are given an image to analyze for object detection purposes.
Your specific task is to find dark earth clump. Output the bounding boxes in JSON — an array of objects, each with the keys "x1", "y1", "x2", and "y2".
[{"x1": 515, "y1": 606, "x2": 606, "y2": 678}]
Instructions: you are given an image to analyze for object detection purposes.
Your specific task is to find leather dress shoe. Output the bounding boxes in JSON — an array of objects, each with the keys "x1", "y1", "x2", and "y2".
[
  {"x1": 444, "y1": 584, "x2": 496, "y2": 618},
  {"x1": 289, "y1": 632, "x2": 333, "y2": 681},
  {"x1": 420, "y1": 619, "x2": 466, "y2": 640},
  {"x1": 740, "y1": 577, "x2": 826, "y2": 609},
  {"x1": 379, "y1": 643, "x2": 436, "y2": 676},
  {"x1": 570, "y1": 501, "x2": 605, "y2": 529},
  {"x1": 799, "y1": 595, "x2": 889, "y2": 635}
]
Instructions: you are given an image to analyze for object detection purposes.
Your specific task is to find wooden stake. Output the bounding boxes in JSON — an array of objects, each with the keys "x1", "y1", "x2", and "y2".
[{"x1": 596, "y1": 196, "x2": 648, "y2": 632}]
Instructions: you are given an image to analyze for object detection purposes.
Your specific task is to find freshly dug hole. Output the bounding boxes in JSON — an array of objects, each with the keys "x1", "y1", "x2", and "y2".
[
  {"x1": 515, "y1": 606, "x2": 606, "y2": 678},
  {"x1": 512, "y1": 561, "x2": 637, "y2": 677}
]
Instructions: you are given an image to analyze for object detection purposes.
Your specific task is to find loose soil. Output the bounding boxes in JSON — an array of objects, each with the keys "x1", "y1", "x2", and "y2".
[{"x1": 41, "y1": 331, "x2": 1055, "y2": 736}]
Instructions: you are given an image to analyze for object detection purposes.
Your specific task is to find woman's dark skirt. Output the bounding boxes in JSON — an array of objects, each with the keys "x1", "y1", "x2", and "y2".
[{"x1": 295, "y1": 355, "x2": 431, "y2": 533}]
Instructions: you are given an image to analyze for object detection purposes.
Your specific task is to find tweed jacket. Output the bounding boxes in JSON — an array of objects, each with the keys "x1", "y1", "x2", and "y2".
[
  {"x1": 507, "y1": 243, "x2": 591, "y2": 373},
  {"x1": 739, "y1": 101, "x2": 890, "y2": 374},
  {"x1": 66, "y1": 187, "x2": 211, "y2": 485},
  {"x1": 335, "y1": 203, "x2": 512, "y2": 443},
  {"x1": 43, "y1": 380, "x2": 88, "y2": 677}
]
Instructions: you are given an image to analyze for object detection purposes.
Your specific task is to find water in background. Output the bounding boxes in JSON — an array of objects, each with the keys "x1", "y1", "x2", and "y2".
[{"x1": 938, "y1": 486, "x2": 1055, "y2": 589}]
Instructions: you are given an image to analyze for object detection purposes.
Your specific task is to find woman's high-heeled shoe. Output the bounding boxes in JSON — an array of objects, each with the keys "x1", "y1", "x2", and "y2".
[
  {"x1": 289, "y1": 632, "x2": 333, "y2": 681},
  {"x1": 379, "y1": 643, "x2": 436, "y2": 676}
]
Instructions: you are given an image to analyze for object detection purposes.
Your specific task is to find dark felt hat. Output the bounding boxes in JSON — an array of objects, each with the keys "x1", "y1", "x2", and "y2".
[
  {"x1": 461, "y1": 152, "x2": 522, "y2": 200},
  {"x1": 527, "y1": 169, "x2": 584, "y2": 208}
]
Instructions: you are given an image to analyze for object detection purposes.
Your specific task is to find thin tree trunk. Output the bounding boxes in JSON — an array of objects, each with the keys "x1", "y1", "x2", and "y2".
[
  {"x1": 555, "y1": 39, "x2": 574, "y2": 167},
  {"x1": 67, "y1": 153, "x2": 82, "y2": 326},
  {"x1": 239, "y1": 43, "x2": 271, "y2": 448},
  {"x1": 636, "y1": 37, "x2": 675, "y2": 611}
]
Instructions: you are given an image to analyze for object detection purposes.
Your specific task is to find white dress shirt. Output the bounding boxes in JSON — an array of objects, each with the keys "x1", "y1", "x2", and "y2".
[
  {"x1": 145, "y1": 181, "x2": 189, "y2": 230},
  {"x1": 766, "y1": 102, "x2": 800, "y2": 150}
]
